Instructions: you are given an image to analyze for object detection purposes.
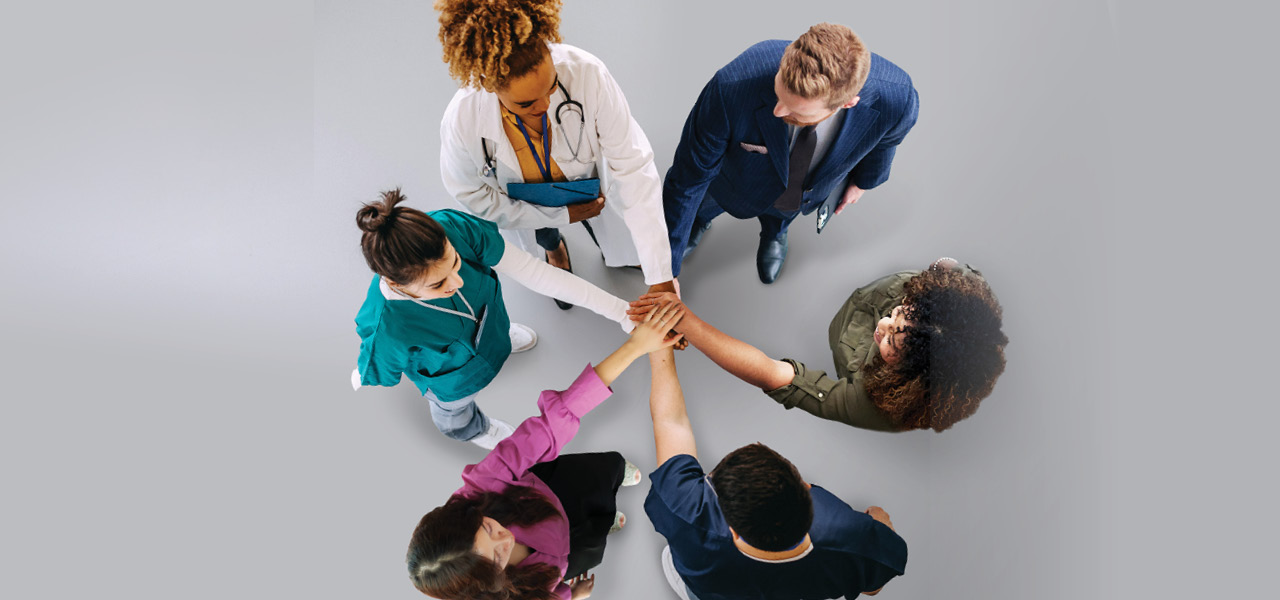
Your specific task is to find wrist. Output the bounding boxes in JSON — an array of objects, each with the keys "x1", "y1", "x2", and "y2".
[{"x1": 618, "y1": 339, "x2": 649, "y2": 362}]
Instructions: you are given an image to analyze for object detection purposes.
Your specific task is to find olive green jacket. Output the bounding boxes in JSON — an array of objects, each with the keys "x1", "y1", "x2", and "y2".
[{"x1": 765, "y1": 264, "x2": 982, "y2": 431}]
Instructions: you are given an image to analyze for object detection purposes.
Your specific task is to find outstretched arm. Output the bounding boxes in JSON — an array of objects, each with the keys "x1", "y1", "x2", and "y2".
[
  {"x1": 630, "y1": 293, "x2": 794, "y2": 391},
  {"x1": 649, "y1": 347, "x2": 696, "y2": 467},
  {"x1": 462, "y1": 304, "x2": 686, "y2": 484},
  {"x1": 494, "y1": 240, "x2": 632, "y2": 331}
]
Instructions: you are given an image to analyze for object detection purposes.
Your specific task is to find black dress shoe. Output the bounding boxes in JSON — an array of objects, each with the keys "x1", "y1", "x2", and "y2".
[
  {"x1": 756, "y1": 233, "x2": 788, "y2": 284},
  {"x1": 682, "y1": 221, "x2": 712, "y2": 261},
  {"x1": 547, "y1": 241, "x2": 574, "y2": 310}
]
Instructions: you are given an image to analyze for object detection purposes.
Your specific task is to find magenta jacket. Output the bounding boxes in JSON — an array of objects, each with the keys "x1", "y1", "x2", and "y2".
[{"x1": 454, "y1": 364, "x2": 612, "y2": 600}]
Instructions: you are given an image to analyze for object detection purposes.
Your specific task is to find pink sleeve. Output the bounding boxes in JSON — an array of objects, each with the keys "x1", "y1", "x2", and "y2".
[
  {"x1": 461, "y1": 365, "x2": 612, "y2": 487},
  {"x1": 554, "y1": 582, "x2": 573, "y2": 600}
]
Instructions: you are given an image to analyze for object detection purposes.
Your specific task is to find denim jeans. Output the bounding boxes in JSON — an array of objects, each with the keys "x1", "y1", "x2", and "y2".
[{"x1": 423, "y1": 390, "x2": 488, "y2": 441}]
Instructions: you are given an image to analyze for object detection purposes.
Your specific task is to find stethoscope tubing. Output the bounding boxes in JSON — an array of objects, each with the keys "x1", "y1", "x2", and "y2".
[{"x1": 481, "y1": 79, "x2": 589, "y2": 178}]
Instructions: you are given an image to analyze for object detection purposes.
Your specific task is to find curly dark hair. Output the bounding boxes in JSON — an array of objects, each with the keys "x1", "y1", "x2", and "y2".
[
  {"x1": 863, "y1": 265, "x2": 1009, "y2": 432},
  {"x1": 407, "y1": 486, "x2": 564, "y2": 599},
  {"x1": 435, "y1": 0, "x2": 563, "y2": 91}
]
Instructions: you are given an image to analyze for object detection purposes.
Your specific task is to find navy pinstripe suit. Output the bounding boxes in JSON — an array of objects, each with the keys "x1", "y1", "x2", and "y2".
[{"x1": 663, "y1": 40, "x2": 919, "y2": 277}]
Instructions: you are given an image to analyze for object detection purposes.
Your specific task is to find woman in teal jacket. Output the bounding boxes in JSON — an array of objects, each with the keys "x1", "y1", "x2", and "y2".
[{"x1": 352, "y1": 189, "x2": 632, "y2": 447}]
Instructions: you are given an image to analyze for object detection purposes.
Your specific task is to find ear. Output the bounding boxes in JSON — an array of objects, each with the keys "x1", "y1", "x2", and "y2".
[
  {"x1": 842, "y1": 95, "x2": 860, "y2": 110},
  {"x1": 481, "y1": 516, "x2": 501, "y2": 538}
]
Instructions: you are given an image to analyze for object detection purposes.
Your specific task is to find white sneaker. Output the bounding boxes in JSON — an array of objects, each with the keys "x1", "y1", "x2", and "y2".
[
  {"x1": 509, "y1": 322, "x2": 538, "y2": 353},
  {"x1": 622, "y1": 460, "x2": 642, "y2": 487},
  {"x1": 469, "y1": 417, "x2": 516, "y2": 450}
]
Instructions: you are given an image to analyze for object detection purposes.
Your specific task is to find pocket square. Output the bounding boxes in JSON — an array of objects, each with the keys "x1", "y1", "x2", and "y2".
[{"x1": 739, "y1": 142, "x2": 768, "y2": 154}]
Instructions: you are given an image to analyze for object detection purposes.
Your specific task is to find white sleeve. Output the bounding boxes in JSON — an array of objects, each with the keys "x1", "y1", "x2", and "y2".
[
  {"x1": 439, "y1": 109, "x2": 570, "y2": 229},
  {"x1": 591, "y1": 65, "x2": 674, "y2": 285},
  {"x1": 493, "y1": 240, "x2": 634, "y2": 332}
]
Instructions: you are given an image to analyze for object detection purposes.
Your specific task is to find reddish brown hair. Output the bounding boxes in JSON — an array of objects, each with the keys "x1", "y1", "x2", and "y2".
[{"x1": 779, "y1": 23, "x2": 871, "y2": 109}]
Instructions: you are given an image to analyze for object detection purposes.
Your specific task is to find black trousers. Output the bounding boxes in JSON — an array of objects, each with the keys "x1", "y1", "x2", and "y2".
[{"x1": 529, "y1": 451, "x2": 625, "y2": 580}]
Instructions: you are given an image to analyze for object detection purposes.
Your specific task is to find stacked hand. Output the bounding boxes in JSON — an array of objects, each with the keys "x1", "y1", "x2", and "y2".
[
  {"x1": 624, "y1": 300, "x2": 686, "y2": 354},
  {"x1": 629, "y1": 292, "x2": 689, "y2": 350}
]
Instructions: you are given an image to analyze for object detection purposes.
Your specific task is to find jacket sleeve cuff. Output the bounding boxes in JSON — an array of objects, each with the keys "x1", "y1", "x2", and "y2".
[
  {"x1": 764, "y1": 358, "x2": 832, "y2": 408},
  {"x1": 561, "y1": 364, "x2": 613, "y2": 418}
]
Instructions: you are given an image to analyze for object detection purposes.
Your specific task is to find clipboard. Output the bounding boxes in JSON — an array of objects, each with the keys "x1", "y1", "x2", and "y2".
[{"x1": 507, "y1": 178, "x2": 601, "y2": 207}]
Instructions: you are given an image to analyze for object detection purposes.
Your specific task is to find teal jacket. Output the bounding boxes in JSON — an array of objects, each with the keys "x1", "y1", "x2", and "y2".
[{"x1": 354, "y1": 210, "x2": 512, "y2": 401}]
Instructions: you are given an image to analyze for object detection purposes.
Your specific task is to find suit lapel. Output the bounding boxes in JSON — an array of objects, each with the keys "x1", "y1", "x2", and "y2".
[
  {"x1": 755, "y1": 104, "x2": 791, "y2": 184},
  {"x1": 809, "y1": 89, "x2": 880, "y2": 186}
]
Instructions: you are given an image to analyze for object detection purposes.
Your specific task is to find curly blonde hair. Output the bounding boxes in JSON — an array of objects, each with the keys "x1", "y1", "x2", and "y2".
[
  {"x1": 435, "y1": 0, "x2": 563, "y2": 92},
  {"x1": 863, "y1": 266, "x2": 1009, "y2": 432}
]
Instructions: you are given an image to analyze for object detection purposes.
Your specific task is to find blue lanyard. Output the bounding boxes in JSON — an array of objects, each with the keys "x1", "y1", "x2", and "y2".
[{"x1": 513, "y1": 112, "x2": 553, "y2": 182}]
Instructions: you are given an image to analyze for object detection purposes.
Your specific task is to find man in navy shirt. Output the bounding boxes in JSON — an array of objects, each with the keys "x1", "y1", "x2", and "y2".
[{"x1": 643, "y1": 344, "x2": 908, "y2": 600}]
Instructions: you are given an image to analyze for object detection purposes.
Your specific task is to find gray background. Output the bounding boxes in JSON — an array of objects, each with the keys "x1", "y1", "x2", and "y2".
[{"x1": 1, "y1": 1, "x2": 1273, "y2": 598}]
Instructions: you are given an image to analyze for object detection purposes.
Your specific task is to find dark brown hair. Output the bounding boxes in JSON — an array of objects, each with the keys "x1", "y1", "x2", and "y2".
[
  {"x1": 436, "y1": 0, "x2": 563, "y2": 92},
  {"x1": 708, "y1": 443, "x2": 812, "y2": 552},
  {"x1": 864, "y1": 265, "x2": 1009, "y2": 432},
  {"x1": 408, "y1": 486, "x2": 565, "y2": 599},
  {"x1": 356, "y1": 188, "x2": 448, "y2": 285},
  {"x1": 779, "y1": 23, "x2": 872, "y2": 109}
]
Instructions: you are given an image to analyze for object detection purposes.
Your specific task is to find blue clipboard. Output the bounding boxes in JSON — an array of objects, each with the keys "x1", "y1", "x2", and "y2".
[{"x1": 506, "y1": 178, "x2": 601, "y2": 207}]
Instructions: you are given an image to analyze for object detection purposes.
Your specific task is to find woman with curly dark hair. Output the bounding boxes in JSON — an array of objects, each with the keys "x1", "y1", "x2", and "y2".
[
  {"x1": 628, "y1": 258, "x2": 1008, "y2": 432},
  {"x1": 407, "y1": 303, "x2": 687, "y2": 600},
  {"x1": 434, "y1": 0, "x2": 677, "y2": 311}
]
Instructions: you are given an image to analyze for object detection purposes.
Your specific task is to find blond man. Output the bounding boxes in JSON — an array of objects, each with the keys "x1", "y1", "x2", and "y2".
[{"x1": 663, "y1": 24, "x2": 919, "y2": 284}]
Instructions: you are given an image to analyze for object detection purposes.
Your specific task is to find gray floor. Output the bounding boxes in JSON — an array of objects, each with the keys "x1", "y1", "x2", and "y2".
[{"x1": 2, "y1": 1, "x2": 1274, "y2": 599}]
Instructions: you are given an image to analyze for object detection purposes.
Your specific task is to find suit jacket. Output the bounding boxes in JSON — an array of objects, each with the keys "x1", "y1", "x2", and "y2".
[{"x1": 663, "y1": 40, "x2": 919, "y2": 276}]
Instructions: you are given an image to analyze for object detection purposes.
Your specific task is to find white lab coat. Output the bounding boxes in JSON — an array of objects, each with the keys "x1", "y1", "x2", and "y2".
[{"x1": 439, "y1": 44, "x2": 673, "y2": 285}]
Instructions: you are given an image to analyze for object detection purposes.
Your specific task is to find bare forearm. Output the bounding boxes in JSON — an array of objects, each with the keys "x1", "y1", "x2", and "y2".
[
  {"x1": 649, "y1": 348, "x2": 697, "y2": 463},
  {"x1": 649, "y1": 349, "x2": 688, "y2": 423},
  {"x1": 681, "y1": 315, "x2": 793, "y2": 391},
  {"x1": 594, "y1": 340, "x2": 648, "y2": 387}
]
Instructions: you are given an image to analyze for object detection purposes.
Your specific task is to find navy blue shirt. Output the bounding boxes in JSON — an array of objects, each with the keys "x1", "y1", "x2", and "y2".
[{"x1": 644, "y1": 454, "x2": 907, "y2": 600}]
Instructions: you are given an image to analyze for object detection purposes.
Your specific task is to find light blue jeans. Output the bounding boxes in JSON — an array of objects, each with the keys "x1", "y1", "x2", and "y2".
[{"x1": 424, "y1": 390, "x2": 488, "y2": 441}]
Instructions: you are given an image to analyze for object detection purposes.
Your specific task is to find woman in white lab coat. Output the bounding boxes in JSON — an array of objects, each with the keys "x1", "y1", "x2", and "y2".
[{"x1": 436, "y1": 0, "x2": 676, "y2": 311}]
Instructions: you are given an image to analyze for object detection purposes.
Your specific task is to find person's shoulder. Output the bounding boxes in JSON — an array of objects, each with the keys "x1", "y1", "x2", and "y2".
[
  {"x1": 441, "y1": 85, "x2": 486, "y2": 127},
  {"x1": 647, "y1": 455, "x2": 711, "y2": 504},
  {"x1": 551, "y1": 43, "x2": 607, "y2": 71},
  {"x1": 809, "y1": 485, "x2": 872, "y2": 532},
  {"x1": 717, "y1": 39, "x2": 787, "y2": 84},
  {"x1": 863, "y1": 53, "x2": 916, "y2": 106},
  {"x1": 428, "y1": 207, "x2": 490, "y2": 231}
]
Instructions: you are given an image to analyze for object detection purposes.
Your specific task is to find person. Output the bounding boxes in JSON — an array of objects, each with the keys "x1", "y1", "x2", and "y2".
[
  {"x1": 406, "y1": 303, "x2": 688, "y2": 600},
  {"x1": 630, "y1": 258, "x2": 1008, "y2": 432},
  {"x1": 663, "y1": 23, "x2": 920, "y2": 284},
  {"x1": 352, "y1": 189, "x2": 636, "y2": 448},
  {"x1": 435, "y1": 0, "x2": 676, "y2": 310},
  {"x1": 643, "y1": 339, "x2": 908, "y2": 600}
]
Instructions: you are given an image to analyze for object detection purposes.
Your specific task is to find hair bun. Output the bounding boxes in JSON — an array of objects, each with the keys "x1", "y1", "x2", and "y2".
[{"x1": 356, "y1": 188, "x2": 408, "y2": 233}]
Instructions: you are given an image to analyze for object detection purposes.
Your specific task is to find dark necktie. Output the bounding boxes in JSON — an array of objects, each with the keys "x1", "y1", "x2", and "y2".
[{"x1": 774, "y1": 124, "x2": 817, "y2": 212}]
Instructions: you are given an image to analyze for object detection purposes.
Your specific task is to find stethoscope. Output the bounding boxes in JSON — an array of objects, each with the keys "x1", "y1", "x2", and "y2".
[{"x1": 480, "y1": 79, "x2": 589, "y2": 178}]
